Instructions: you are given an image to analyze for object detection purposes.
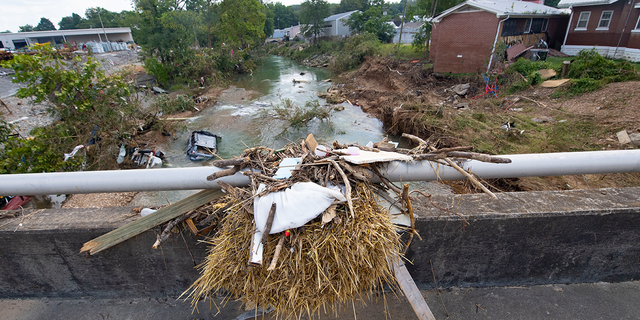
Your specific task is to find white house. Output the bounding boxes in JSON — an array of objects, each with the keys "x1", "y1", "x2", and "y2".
[
  {"x1": 322, "y1": 10, "x2": 359, "y2": 37},
  {"x1": 0, "y1": 27, "x2": 134, "y2": 51},
  {"x1": 393, "y1": 21, "x2": 425, "y2": 44}
]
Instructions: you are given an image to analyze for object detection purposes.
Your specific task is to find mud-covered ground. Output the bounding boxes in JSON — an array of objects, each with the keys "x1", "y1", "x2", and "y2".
[{"x1": 326, "y1": 56, "x2": 640, "y2": 192}]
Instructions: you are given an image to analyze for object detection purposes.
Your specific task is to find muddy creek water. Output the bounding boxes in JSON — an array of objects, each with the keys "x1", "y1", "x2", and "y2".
[{"x1": 131, "y1": 55, "x2": 391, "y2": 205}]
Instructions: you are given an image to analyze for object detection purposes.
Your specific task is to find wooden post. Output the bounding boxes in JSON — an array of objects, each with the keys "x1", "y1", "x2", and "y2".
[{"x1": 561, "y1": 61, "x2": 570, "y2": 78}]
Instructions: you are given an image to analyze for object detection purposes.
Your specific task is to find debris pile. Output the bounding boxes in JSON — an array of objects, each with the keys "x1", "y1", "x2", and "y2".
[{"x1": 81, "y1": 133, "x2": 513, "y2": 319}]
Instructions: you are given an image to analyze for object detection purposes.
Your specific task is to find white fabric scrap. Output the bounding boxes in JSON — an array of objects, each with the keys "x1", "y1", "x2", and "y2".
[{"x1": 254, "y1": 182, "x2": 346, "y2": 234}]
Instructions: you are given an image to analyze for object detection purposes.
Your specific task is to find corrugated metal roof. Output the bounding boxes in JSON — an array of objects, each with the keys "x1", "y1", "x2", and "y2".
[
  {"x1": 435, "y1": 0, "x2": 567, "y2": 21},
  {"x1": 324, "y1": 10, "x2": 359, "y2": 22},
  {"x1": 557, "y1": 0, "x2": 619, "y2": 8}
]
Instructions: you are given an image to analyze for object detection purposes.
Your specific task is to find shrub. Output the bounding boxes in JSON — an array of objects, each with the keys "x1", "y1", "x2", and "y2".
[{"x1": 273, "y1": 99, "x2": 331, "y2": 129}]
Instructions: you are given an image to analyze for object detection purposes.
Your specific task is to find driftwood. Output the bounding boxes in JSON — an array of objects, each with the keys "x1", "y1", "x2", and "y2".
[
  {"x1": 329, "y1": 160, "x2": 355, "y2": 218},
  {"x1": 414, "y1": 151, "x2": 511, "y2": 164},
  {"x1": 332, "y1": 141, "x2": 380, "y2": 153},
  {"x1": 0, "y1": 99, "x2": 11, "y2": 114},
  {"x1": 197, "y1": 202, "x2": 234, "y2": 228},
  {"x1": 153, "y1": 213, "x2": 191, "y2": 249},
  {"x1": 446, "y1": 151, "x2": 511, "y2": 163},
  {"x1": 267, "y1": 234, "x2": 286, "y2": 271},
  {"x1": 243, "y1": 170, "x2": 279, "y2": 182},
  {"x1": 260, "y1": 203, "x2": 277, "y2": 245},
  {"x1": 0, "y1": 210, "x2": 20, "y2": 220},
  {"x1": 442, "y1": 157, "x2": 497, "y2": 198},
  {"x1": 402, "y1": 133, "x2": 428, "y2": 152},
  {"x1": 206, "y1": 165, "x2": 241, "y2": 181},
  {"x1": 428, "y1": 146, "x2": 473, "y2": 153},
  {"x1": 402, "y1": 133, "x2": 498, "y2": 198},
  {"x1": 210, "y1": 157, "x2": 249, "y2": 168}
]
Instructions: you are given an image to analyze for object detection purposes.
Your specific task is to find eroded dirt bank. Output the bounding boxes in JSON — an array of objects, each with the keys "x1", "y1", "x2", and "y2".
[{"x1": 324, "y1": 56, "x2": 640, "y2": 192}]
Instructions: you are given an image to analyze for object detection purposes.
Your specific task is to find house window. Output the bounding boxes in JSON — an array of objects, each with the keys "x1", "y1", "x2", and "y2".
[
  {"x1": 597, "y1": 10, "x2": 613, "y2": 30},
  {"x1": 634, "y1": 16, "x2": 640, "y2": 32},
  {"x1": 524, "y1": 18, "x2": 532, "y2": 33},
  {"x1": 576, "y1": 11, "x2": 590, "y2": 30},
  {"x1": 530, "y1": 18, "x2": 548, "y2": 33}
]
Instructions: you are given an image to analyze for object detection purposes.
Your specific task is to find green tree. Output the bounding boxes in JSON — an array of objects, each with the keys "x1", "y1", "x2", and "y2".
[
  {"x1": 219, "y1": 0, "x2": 266, "y2": 48},
  {"x1": 347, "y1": 6, "x2": 395, "y2": 42},
  {"x1": 336, "y1": 0, "x2": 368, "y2": 13},
  {"x1": 34, "y1": 18, "x2": 57, "y2": 31},
  {"x1": 300, "y1": 0, "x2": 330, "y2": 44},
  {"x1": 268, "y1": 2, "x2": 299, "y2": 29},
  {"x1": 264, "y1": 5, "x2": 276, "y2": 37},
  {"x1": 0, "y1": 44, "x2": 137, "y2": 172},
  {"x1": 410, "y1": 0, "x2": 463, "y2": 52},
  {"x1": 0, "y1": 30, "x2": 11, "y2": 33},
  {"x1": 77, "y1": 8, "x2": 122, "y2": 29},
  {"x1": 18, "y1": 24, "x2": 34, "y2": 32},
  {"x1": 59, "y1": 13, "x2": 83, "y2": 30}
]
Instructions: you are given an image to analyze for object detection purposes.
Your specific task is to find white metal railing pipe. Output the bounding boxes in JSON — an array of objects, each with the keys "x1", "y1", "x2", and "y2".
[{"x1": 0, "y1": 150, "x2": 639, "y2": 196}]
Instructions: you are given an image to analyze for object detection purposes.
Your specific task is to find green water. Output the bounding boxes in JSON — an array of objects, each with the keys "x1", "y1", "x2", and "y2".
[
  {"x1": 159, "y1": 55, "x2": 388, "y2": 169},
  {"x1": 131, "y1": 55, "x2": 391, "y2": 206}
]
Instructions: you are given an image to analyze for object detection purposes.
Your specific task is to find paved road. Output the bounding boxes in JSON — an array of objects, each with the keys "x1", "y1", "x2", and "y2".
[{"x1": 3, "y1": 281, "x2": 639, "y2": 320}]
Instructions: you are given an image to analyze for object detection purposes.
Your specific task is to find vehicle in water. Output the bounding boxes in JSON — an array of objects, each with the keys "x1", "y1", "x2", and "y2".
[{"x1": 187, "y1": 130, "x2": 219, "y2": 161}]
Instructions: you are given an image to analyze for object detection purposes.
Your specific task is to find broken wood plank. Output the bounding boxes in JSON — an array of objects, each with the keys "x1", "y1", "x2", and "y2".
[
  {"x1": 305, "y1": 133, "x2": 318, "y2": 155},
  {"x1": 80, "y1": 189, "x2": 222, "y2": 255},
  {"x1": 267, "y1": 234, "x2": 286, "y2": 271},
  {"x1": 391, "y1": 257, "x2": 436, "y2": 320},
  {"x1": 249, "y1": 225, "x2": 264, "y2": 267}
]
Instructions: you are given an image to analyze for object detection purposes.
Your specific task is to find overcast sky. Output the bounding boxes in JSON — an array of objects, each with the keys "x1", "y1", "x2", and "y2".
[{"x1": 1, "y1": 0, "x2": 341, "y2": 34}]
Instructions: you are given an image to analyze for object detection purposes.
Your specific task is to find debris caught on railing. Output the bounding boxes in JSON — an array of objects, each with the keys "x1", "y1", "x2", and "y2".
[{"x1": 81, "y1": 132, "x2": 511, "y2": 319}]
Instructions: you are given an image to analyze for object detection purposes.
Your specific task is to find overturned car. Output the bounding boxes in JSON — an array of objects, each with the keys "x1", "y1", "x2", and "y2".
[{"x1": 187, "y1": 130, "x2": 220, "y2": 161}]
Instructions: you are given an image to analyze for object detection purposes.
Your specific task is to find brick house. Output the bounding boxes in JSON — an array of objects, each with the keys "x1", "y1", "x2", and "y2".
[
  {"x1": 431, "y1": 0, "x2": 569, "y2": 73},
  {"x1": 559, "y1": 0, "x2": 640, "y2": 61}
]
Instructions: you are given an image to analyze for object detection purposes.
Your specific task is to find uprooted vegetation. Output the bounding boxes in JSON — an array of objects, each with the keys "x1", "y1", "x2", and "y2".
[{"x1": 0, "y1": 45, "x2": 204, "y2": 174}]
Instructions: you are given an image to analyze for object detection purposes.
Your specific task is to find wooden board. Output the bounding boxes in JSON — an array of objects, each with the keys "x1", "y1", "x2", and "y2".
[
  {"x1": 81, "y1": 189, "x2": 222, "y2": 255},
  {"x1": 390, "y1": 257, "x2": 436, "y2": 320}
]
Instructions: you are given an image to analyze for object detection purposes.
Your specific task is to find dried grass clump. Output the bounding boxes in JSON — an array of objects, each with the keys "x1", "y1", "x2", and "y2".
[{"x1": 185, "y1": 184, "x2": 402, "y2": 319}]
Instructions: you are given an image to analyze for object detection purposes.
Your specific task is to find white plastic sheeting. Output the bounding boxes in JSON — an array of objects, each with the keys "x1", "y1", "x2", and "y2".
[{"x1": 253, "y1": 183, "x2": 346, "y2": 234}]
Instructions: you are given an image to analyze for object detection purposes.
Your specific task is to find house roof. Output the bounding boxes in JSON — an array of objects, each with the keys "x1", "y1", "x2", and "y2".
[
  {"x1": 557, "y1": 0, "x2": 619, "y2": 8},
  {"x1": 402, "y1": 22, "x2": 425, "y2": 29},
  {"x1": 434, "y1": 0, "x2": 566, "y2": 22},
  {"x1": 324, "y1": 10, "x2": 359, "y2": 22}
]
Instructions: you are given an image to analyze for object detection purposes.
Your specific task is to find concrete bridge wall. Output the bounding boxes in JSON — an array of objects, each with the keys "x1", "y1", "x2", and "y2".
[{"x1": 1, "y1": 187, "x2": 639, "y2": 298}]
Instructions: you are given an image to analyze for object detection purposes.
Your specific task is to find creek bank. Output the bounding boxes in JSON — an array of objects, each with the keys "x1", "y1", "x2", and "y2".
[{"x1": 317, "y1": 56, "x2": 640, "y2": 192}]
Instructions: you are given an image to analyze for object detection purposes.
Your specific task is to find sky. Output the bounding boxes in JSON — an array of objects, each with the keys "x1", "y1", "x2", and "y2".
[{"x1": 0, "y1": 0, "x2": 340, "y2": 34}]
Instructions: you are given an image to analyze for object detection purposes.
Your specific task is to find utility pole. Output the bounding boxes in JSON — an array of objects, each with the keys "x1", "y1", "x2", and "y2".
[
  {"x1": 396, "y1": 0, "x2": 409, "y2": 53},
  {"x1": 97, "y1": 9, "x2": 113, "y2": 52}
]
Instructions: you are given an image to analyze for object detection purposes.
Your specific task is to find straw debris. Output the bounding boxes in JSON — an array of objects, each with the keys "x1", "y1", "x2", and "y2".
[{"x1": 185, "y1": 184, "x2": 402, "y2": 319}]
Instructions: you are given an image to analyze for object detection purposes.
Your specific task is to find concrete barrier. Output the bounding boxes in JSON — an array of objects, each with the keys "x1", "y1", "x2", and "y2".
[{"x1": 1, "y1": 187, "x2": 639, "y2": 298}]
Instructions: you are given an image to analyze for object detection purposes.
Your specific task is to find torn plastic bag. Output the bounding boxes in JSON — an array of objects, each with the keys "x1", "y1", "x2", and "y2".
[
  {"x1": 254, "y1": 182, "x2": 346, "y2": 234},
  {"x1": 64, "y1": 145, "x2": 84, "y2": 161}
]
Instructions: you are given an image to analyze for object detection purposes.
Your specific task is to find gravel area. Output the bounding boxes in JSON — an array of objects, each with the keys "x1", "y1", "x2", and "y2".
[{"x1": 61, "y1": 192, "x2": 138, "y2": 208}]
